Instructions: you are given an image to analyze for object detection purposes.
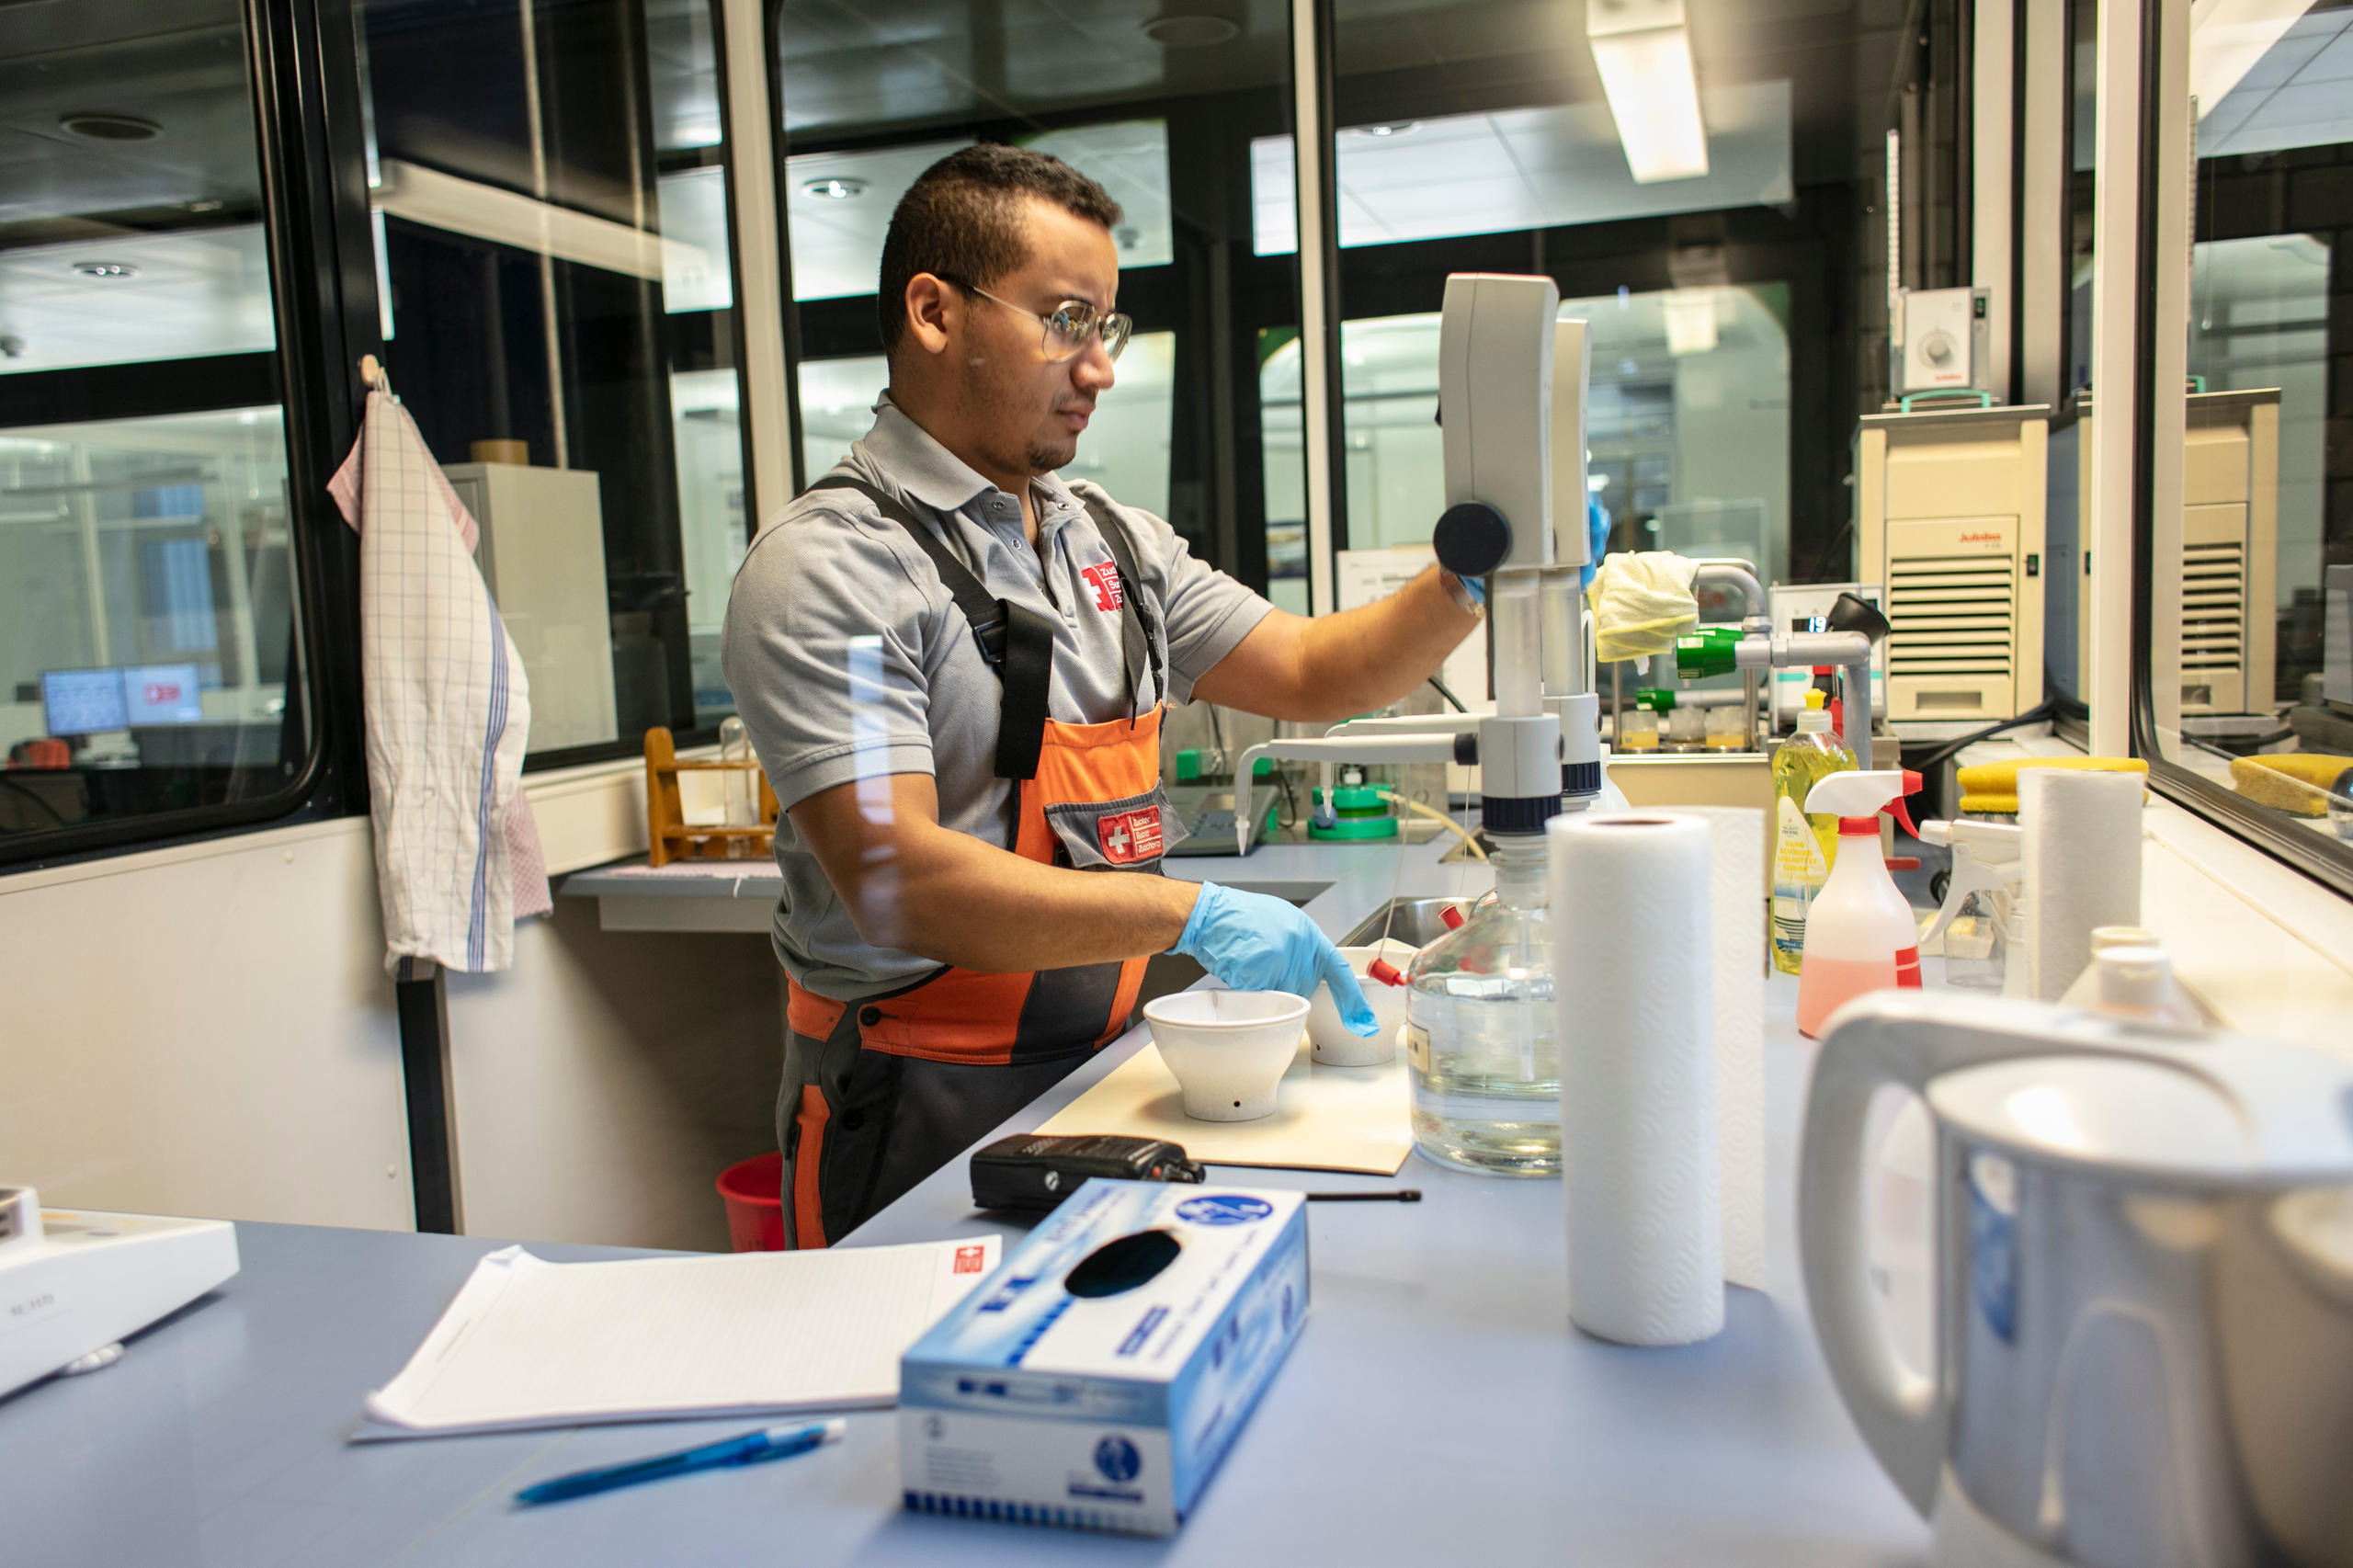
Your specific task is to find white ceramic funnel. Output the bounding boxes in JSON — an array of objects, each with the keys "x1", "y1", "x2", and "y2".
[{"x1": 1142, "y1": 990, "x2": 1311, "y2": 1121}]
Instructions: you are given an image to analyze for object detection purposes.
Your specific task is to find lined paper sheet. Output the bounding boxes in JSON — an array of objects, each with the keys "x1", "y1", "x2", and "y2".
[{"x1": 358, "y1": 1236, "x2": 1000, "y2": 1438}]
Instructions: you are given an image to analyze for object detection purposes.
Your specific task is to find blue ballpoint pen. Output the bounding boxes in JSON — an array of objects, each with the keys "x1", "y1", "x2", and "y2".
[{"x1": 514, "y1": 1417, "x2": 846, "y2": 1506}]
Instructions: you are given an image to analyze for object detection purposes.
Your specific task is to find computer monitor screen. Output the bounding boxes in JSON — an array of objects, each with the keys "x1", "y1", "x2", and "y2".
[
  {"x1": 40, "y1": 668, "x2": 128, "y2": 736},
  {"x1": 122, "y1": 664, "x2": 204, "y2": 725}
]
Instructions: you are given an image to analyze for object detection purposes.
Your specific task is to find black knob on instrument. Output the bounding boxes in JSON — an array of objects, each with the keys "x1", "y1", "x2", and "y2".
[{"x1": 1433, "y1": 502, "x2": 1512, "y2": 579}]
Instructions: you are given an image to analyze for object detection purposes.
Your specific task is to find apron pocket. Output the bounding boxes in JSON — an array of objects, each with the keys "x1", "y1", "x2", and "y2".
[{"x1": 1043, "y1": 784, "x2": 1189, "y2": 870}]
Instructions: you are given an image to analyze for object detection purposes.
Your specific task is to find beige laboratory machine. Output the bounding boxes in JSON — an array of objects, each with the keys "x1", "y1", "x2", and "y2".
[
  {"x1": 1855, "y1": 403, "x2": 2051, "y2": 727},
  {"x1": 2057, "y1": 388, "x2": 2280, "y2": 716}
]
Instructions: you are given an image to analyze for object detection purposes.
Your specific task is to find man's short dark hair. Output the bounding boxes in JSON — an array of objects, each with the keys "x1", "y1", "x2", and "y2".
[{"x1": 877, "y1": 144, "x2": 1122, "y2": 358}]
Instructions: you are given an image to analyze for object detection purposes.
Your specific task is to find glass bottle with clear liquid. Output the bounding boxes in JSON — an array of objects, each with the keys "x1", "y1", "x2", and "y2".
[{"x1": 1404, "y1": 837, "x2": 1556, "y2": 1175}]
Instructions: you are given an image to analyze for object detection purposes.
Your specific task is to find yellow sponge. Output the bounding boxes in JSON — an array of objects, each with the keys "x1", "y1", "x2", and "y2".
[
  {"x1": 1955, "y1": 756, "x2": 2146, "y2": 817},
  {"x1": 2229, "y1": 754, "x2": 2353, "y2": 818}
]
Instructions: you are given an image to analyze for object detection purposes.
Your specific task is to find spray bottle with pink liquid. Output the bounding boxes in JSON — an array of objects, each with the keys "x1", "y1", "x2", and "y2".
[{"x1": 1795, "y1": 769, "x2": 1925, "y2": 1039}]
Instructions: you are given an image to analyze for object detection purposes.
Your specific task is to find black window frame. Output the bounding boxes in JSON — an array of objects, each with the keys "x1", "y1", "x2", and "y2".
[
  {"x1": 2122, "y1": 0, "x2": 2353, "y2": 903},
  {"x1": 0, "y1": 0, "x2": 378, "y2": 872}
]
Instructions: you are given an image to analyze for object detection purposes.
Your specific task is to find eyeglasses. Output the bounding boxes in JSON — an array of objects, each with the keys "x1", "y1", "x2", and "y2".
[{"x1": 938, "y1": 276, "x2": 1132, "y2": 364}]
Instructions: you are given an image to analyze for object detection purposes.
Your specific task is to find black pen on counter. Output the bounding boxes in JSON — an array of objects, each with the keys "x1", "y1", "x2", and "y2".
[{"x1": 1303, "y1": 1189, "x2": 1421, "y2": 1203}]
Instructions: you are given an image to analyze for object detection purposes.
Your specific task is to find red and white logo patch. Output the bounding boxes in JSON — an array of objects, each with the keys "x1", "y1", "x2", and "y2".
[
  {"x1": 1080, "y1": 561, "x2": 1125, "y2": 613},
  {"x1": 1097, "y1": 807, "x2": 1164, "y2": 865},
  {"x1": 953, "y1": 1244, "x2": 987, "y2": 1275}
]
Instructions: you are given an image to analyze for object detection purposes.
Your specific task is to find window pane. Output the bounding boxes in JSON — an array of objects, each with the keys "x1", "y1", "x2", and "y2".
[
  {"x1": 2142, "y1": 12, "x2": 2353, "y2": 852},
  {"x1": 799, "y1": 333, "x2": 1177, "y2": 519},
  {"x1": 1, "y1": 2, "x2": 309, "y2": 848},
  {"x1": 1322, "y1": 0, "x2": 1904, "y2": 664},
  {"x1": 1251, "y1": 88, "x2": 1795, "y2": 255},
  {"x1": 775, "y1": 6, "x2": 1302, "y2": 590},
  {"x1": 358, "y1": 0, "x2": 753, "y2": 756}
]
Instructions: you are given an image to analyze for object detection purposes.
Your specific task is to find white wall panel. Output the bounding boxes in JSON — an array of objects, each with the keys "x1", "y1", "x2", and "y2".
[{"x1": 0, "y1": 817, "x2": 412, "y2": 1229}]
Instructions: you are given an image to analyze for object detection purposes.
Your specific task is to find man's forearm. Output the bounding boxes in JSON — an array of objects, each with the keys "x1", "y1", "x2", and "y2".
[
  {"x1": 1290, "y1": 565, "x2": 1481, "y2": 720},
  {"x1": 887, "y1": 825, "x2": 1203, "y2": 971},
  {"x1": 793, "y1": 776, "x2": 1205, "y2": 972}
]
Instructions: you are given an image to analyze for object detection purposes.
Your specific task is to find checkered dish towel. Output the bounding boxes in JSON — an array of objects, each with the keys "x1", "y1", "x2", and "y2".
[{"x1": 329, "y1": 389, "x2": 552, "y2": 978}]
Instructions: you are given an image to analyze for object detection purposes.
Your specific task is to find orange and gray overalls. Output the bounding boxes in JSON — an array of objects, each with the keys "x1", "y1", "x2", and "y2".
[{"x1": 777, "y1": 476, "x2": 1176, "y2": 1246}]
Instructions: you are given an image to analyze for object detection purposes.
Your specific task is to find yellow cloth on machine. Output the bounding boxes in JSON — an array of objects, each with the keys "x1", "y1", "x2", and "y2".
[{"x1": 1586, "y1": 551, "x2": 1699, "y2": 662}]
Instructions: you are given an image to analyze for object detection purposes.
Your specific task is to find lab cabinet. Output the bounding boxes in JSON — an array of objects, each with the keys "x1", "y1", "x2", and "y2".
[
  {"x1": 2053, "y1": 388, "x2": 2280, "y2": 715},
  {"x1": 1855, "y1": 404, "x2": 2051, "y2": 726},
  {"x1": 443, "y1": 461, "x2": 620, "y2": 751}
]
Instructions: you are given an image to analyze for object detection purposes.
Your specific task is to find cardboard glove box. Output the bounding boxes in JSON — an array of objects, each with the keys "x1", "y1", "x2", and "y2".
[{"x1": 899, "y1": 1179, "x2": 1308, "y2": 1534}]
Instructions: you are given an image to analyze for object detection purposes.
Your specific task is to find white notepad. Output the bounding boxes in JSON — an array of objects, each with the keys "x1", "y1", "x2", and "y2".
[{"x1": 357, "y1": 1235, "x2": 1002, "y2": 1439}]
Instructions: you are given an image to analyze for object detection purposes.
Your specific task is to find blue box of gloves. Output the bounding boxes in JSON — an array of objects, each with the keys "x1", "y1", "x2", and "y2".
[{"x1": 898, "y1": 1178, "x2": 1309, "y2": 1535}]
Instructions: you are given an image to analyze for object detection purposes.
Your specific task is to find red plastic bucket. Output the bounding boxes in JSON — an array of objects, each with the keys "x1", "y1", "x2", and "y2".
[{"x1": 716, "y1": 1151, "x2": 787, "y2": 1252}]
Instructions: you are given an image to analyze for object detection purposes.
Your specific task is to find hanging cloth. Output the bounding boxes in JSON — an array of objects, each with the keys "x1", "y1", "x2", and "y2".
[
  {"x1": 1586, "y1": 550, "x2": 1701, "y2": 663},
  {"x1": 328, "y1": 385, "x2": 551, "y2": 977}
]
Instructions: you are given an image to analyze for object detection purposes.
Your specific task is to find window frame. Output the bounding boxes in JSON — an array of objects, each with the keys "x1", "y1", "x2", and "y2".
[
  {"x1": 0, "y1": 0, "x2": 377, "y2": 871},
  {"x1": 2123, "y1": 0, "x2": 2353, "y2": 903}
]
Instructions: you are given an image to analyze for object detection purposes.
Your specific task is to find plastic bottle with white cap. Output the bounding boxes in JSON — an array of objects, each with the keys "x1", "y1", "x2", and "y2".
[
  {"x1": 2058, "y1": 933, "x2": 2206, "y2": 1027},
  {"x1": 1795, "y1": 768, "x2": 1925, "y2": 1039}
]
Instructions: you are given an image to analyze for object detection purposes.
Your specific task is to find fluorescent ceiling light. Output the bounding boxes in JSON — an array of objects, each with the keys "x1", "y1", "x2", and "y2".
[
  {"x1": 2189, "y1": 0, "x2": 2321, "y2": 117},
  {"x1": 1587, "y1": 0, "x2": 1709, "y2": 184},
  {"x1": 1663, "y1": 291, "x2": 1718, "y2": 354},
  {"x1": 373, "y1": 159, "x2": 705, "y2": 285}
]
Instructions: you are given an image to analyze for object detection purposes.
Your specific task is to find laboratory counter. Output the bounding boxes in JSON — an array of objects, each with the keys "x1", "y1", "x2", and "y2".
[{"x1": 8, "y1": 830, "x2": 1929, "y2": 1567}]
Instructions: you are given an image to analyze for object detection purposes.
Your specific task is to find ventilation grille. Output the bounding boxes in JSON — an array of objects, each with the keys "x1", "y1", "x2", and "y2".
[
  {"x1": 2181, "y1": 540, "x2": 2245, "y2": 673},
  {"x1": 1885, "y1": 555, "x2": 2016, "y2": 676}
]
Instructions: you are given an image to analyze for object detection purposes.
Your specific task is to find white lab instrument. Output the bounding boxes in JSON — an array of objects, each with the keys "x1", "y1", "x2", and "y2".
[
  {"x1": 1890, "y1": 285, "x2": 1991, "y2": 396},
  {"x1": 1855, "y1": 403, "x2": 2050, "y2": 726},
  {"x1": 1916, "y1": 817, "x2": 2024, "y2": 994},
  {"x1": 0, "y1": 1186, "x2": 239, "y2": 1402},
  {"x1": 1232, "y1": 283, "x2": 1596, "y2": 852},
  {"x1": 1801, "y1": 991, "x2": 2353, "y2": 1568},
  {"x1": 1767, "y1": 582, "x2": 1888, "y2": 728}
]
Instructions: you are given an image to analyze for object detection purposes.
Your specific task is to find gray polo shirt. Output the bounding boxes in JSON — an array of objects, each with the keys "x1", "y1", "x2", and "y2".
[{"x1": 722, "y1": 394, "x2": 1274, "y2": 999}]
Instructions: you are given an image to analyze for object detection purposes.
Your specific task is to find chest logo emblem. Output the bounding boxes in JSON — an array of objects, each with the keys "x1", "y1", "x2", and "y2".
[
  {"x1": 1080, "y1": 561, "x2": 1125, "y2": 613},
  {"x1": 1097, "y1": 807, "x2": 1164, "y2": 865}
]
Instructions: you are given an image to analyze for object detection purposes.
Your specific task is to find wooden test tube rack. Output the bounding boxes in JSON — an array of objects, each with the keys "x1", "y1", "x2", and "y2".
[{"x1": 643, "y1": 726, "x2": 779, "y2": 867}]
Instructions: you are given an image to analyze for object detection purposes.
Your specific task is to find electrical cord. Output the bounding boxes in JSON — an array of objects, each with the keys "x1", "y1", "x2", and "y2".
[
  {"x1": 1427, "y1": 676, "x2": 1468, "y2": 712},
  {"x1": 1904, "y1": 682, "x2": 2089, "y2": 779}
]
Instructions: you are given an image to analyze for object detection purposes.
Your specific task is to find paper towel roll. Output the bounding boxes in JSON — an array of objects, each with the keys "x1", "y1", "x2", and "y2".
[
  {"x1": 2021, "y1": 767, "x2": 2144, "y2": 1002},
  {"x1": 1663, "y1": 806, "x2": 1767, "y2": 1293},
  {"x1": 1549, "y1": 812, "x2": 1723, "y2": 1346}
]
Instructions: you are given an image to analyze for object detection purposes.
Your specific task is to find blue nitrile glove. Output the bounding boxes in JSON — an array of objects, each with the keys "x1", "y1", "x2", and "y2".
[
  {"x1": 1583, "y1": 495, "x2": 1610, "y2": 589},
  {"x1": 1171, "y1": 884, "x2": 1379, "y2": 1035}
]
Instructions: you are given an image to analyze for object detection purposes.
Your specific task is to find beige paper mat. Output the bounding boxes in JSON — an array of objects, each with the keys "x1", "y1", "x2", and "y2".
[{"x1": 1038, "y1": 1033, "x2": 1414, "y2": 1176}]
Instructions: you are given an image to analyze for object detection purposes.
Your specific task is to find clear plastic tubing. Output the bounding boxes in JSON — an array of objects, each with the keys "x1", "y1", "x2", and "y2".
[{"x1": 1404, "y1": 834, "x2": 1557, "y2": 1175}]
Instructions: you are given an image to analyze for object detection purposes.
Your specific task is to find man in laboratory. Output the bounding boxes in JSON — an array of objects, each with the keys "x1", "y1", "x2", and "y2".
[{"x1": 723, "y1": 145, "x2": 1486, "y2": 1245}]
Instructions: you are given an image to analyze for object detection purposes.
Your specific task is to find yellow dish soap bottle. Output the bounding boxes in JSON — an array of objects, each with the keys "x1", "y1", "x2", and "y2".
[{"x1": 1770, "y1": 689, "x2": 1855, "y2": 974}]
